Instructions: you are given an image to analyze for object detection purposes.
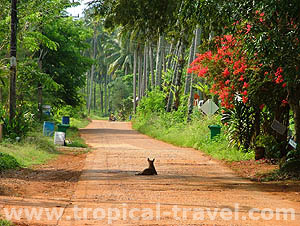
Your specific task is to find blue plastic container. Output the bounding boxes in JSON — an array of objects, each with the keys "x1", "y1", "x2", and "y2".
[
  {"x1": 43, "y1": 121, "x2": 55, "y2": 137},
  {"x1": 62, "y1": 116, "x2": 70, "y2": 125}
]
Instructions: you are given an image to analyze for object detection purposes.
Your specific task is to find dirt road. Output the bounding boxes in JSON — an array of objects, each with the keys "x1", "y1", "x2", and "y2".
[
  {"x1": 1, "y1": 120, "x2": 299, "y2": 225},
  {"x1": 56, "y1": 120, "x2": 299, "y2": 225}
]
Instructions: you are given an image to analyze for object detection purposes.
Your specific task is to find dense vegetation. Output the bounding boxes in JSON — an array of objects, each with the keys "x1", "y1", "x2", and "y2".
[
  {"x1": 0, "y1": 0, "x2": 300, "y2": 178},
  {"x1": 87, "y1": 0, "x2": 300, "y2": 175}
]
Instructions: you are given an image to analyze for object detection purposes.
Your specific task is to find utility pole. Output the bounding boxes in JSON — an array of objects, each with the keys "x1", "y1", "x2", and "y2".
[{"x1": 9, "y1": 0, "x2": 17, "y2": 125}]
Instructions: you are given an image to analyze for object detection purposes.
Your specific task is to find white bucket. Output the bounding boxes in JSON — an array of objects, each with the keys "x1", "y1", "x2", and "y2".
[{"x1": 54, "y1": 132, "x2": 65, "y2": 146}]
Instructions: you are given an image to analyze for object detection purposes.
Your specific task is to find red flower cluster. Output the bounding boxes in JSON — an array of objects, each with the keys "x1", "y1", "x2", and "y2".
[
  {"x1": 188, "y1": 34, "x2": 255, "y2": 108},
  {"x1": 255, "y1": 10, "x2": 265, "y2": 22},
  {"x1": 274, "y1": 67, "x2": 284, "y2": 84},
  {"x1": 187, "y1": 29, "x2": 289, "y2": 109}
]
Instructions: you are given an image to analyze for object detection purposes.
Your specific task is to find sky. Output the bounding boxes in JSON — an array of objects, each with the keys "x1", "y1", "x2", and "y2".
[{"x1": 66, "y1": 0, "x2": 91, "y2": 18}]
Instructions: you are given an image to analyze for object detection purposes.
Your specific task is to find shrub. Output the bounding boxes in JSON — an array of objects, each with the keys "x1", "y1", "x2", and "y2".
[{"x1": 0, "y1": 153, "x2": 20, "y2": 171}]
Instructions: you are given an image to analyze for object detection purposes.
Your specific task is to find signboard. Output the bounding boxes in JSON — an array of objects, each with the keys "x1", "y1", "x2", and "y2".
[
  {"x1": 271, "y1": 119, "x2": 286, "y2": 135},
  {"x1": 200, "y1": 99, "x2": 219, "y2": 116},
  {"x1": 288, "y1": 138, "x2": 297, "y2": 149}
]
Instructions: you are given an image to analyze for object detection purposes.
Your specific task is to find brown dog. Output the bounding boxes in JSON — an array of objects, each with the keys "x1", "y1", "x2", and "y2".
[{"x1": 136, "y1": 158, "x2": 157, "y2": 175}]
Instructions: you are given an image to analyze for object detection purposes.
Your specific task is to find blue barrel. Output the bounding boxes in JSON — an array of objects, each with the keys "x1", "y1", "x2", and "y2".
[
  {"x1": 62, "y1": 116, "x2": 70, "y2": 125},
  {"x1": 43, "y1": 121, "x2": 55, "y2": 137}
]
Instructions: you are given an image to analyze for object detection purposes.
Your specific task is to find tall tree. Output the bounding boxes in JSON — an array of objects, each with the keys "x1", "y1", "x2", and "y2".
[
  {"x1": 133, "y1": 48, "x2": 138, "y2": 113},
  {"x1": 88, "y1": 27, "x2": 97, "y2": 115},
  {"x1": 155, "y1": 34, "x2": 164, "y2": 89},
  {"x1": 9, "y1": 0, "x2": 17, "y2": 125}
]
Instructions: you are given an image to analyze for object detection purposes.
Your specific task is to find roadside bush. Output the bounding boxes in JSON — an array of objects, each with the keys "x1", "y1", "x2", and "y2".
[
  {"x1": 136, "y1": 90, "x2": 166, "y2": 115},
  {"x1": 0, "y1": 219, "x2": 12, "y2": 226},
  {"x1": 53, "y1": 105, "x2": 86, "y2": 122},
  {"x1": 222, "y1": 99, "x2": 256, "y2": 152},
  {"x1": 133, "y1": 110, "x2": 254, "y2": 161},
  {"x1": 0, "y1": 153, "x2": 20, "y2": 171},
  {"x1": 256, "y1": 134, "x2": 282, "y2": 160},
  {"x1": 0, "y1": 104, "x2": 34, "y2": 139}
]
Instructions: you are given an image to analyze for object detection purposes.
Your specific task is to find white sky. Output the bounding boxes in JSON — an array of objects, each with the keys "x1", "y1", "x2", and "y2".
[{"x1": 66, "y1": 0, "x2": 91, "y2": 17}]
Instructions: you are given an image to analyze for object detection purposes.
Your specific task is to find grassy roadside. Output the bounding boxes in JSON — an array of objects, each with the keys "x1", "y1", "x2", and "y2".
[
  {"x1": 0, "y1": 117, "x2": 90, "y2": 171},
  {"x1": 133, "y1": 112, "x2": 300, "y2": 181},
  {"x1": 0, "y1": 219, "x2": 12, "y2": 226},
  {"x1": 132, "y1": 114, "x2": 254, "y2": 162}
]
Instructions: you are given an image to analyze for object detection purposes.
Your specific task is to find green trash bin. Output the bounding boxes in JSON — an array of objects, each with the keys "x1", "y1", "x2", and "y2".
[
  {"x1": 208, "y1": 125, "x2": 221, "y2": 139},
  {"x1": 57, "y1": 124, "x2": 70, "y2": 136}
]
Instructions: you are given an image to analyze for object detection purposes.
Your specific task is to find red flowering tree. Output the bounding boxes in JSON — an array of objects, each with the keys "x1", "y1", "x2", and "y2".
[
  {"x1": 188, "y1": 27, "x2": 290, "y2": 152},
  {"x1": 189, "y1": 0, "x2": 300, "y2": 157},
  {"x1": 188, "y1": 34, "x2": 256, "y2": 109}
]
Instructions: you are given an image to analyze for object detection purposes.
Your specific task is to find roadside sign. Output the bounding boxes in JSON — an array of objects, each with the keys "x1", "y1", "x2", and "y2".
[
  {"x1": 200, "y1": 99, "x2": 219, "y2": 115},
  {"x1": 271, "y1": 119, "x2": 286, "y2": 135},
  {"x1": 289, "y1": 138, "x2": 297, "y2": 149}
]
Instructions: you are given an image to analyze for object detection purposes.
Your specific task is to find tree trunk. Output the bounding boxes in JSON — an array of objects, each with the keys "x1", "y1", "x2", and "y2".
[
  {"x1": 184, "y1": 35, "x2": 195, "y2": 95},
  {"x1": 108, "y1": 75, "x2": 112, "y2": 112},
  {"x1": 155, "y1": 34, "x2": 164, "y2": 89},
  {"x1": 9, "y1": 0, "x2": 17, "y2": 125},
  {"x1": 133, "y1": 48, "x2": 137, "y2": 113},
  {"x1": 187, "y1": 27, "x2": 202, "y2": 121},
  {"x1": 86, "y1": 72, "x2": 89, "y2": 109},
  {"x1": 37, "y1": 83, "x2": 42, "y2": 120},
  {"x1": 138, "y1": 49, "x2": 143, "y2": 101},
  {"x1": 187, "y1": 75, "x2": 194, "y2": 122},
  {"x1": 173, "y1": 38, "x2": 187, "y2": 110},
  {"x1": 288, "y1": 84, "x2": 300, "y2": 146},
  {"x1": 0, "y1": 87, "x2": 2, "y2": 103},
  {"x1": 166, "y1": 64, "x2": 178, "y2": 112},
  {"x1": 143, "y1": 43, "x2": 149, "y2": 96},
  {"x1": 166, "y1": 41, "x2": 174, "y2": 70},
  {"x1": 125, "y1": 64, "x2": 128, "y2": 76},
  {"x1": 171, "y1": 41, "x2": 180, "y2": 72},
  {"x1": 104, "y1": 74, "x2": 107, "y2": 115},
  {"x1": 293, "y1": 105, "x2": 300, "y2": 145},
  {"x1": 166, "y1": 42, "x2": 182, "y2": 112},
  {"x1": 93, "y1": 81, "x2": 96, "y2": 111},
  {"x1": 149, "y1": 44, "x2": 155, "y2": 89},
  {"x1": 100, "y1": 82, "x2": 103, "y2": 114},
  {"x1": 162, "y1": 40, "x2": 166, "y2": 73},
  {"x1": 88, "y1": 27, "x2": 97, "y2": 115}
]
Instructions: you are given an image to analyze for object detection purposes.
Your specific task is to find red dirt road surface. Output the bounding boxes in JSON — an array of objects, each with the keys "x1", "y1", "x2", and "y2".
[{"x1": 2, "y1": 120, "x2": 300, "y2": 225}]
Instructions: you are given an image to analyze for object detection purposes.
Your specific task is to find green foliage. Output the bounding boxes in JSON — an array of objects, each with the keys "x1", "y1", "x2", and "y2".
[
  {"x1": 133, "y1": 109, "x2": 254, "y2": 162},
  {"x1": 222, "y1": 99, "x2": 256, "y2": 151},
  {"x1": 136, "y1": 90, "x2": 166, "y2": 115},
  {"x1": 0, "y1": 0, "x2": 93, "y2": 139},
  {"x1": 256, "y1": 134, "x2": 282, "y2": 160},
  {"x1": 91, "y1": 0, "x2": 180, "y2": 37},
  {"x1": 42, "y1": 17, "x2": 93, "y2": 107},
  {"x1": 53, "y1": 105, "x2": 86, "y2": 123},
  {"x1": 286, "y1": 146, "x2": 300, "y2": 162},
  {"x1": 108, "y1": 73, "x2": 134, "y2": 120},
  {"x1": 65, "y1": 126, "x2": 88, "y2": 148},
  {"x1": 0, "y1": 219, "x2": 12, "y2": 226},
  {"x1": 0, "y1": 104, "x2": 35, "y2": 139},
  {"x1": 17, "y1": 59, "x2": 60, "y2": 103},
  {"x1": 0, "y1": 152, "x2": 20, "y2": 171},
  {"x1": 0, "y1": 131, "x2": 58, "y2": 168},
  {"x1": 281, "y1": 159, "x2": 300, "y2": 175},
  {"x1": 262, "y1": 159, "x2": 300, "y2": 181}
]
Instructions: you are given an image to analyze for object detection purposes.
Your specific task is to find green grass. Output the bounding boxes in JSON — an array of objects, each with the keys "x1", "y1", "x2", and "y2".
[
  {"x1": 133, "y1": 113, "x2": 254, "y2": 162},
  {"x1": 0, "y1": 132, "x2": 59, "y2": 169},
  {"x1": 0, "y1": 117, "x2": 90, "y2": 171},
  {"x1": 87, "y1": 110, "x2": 109, "y2": 120},
  {"x1": 71, "y1": 117, "x2": 90, "y2": 129},
  {"x1": 0, "y1": 219, "x2": 12, "y2": 226},
  {"x1": 65, "y1": 126, "x2": 88, "y2": 148}
]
